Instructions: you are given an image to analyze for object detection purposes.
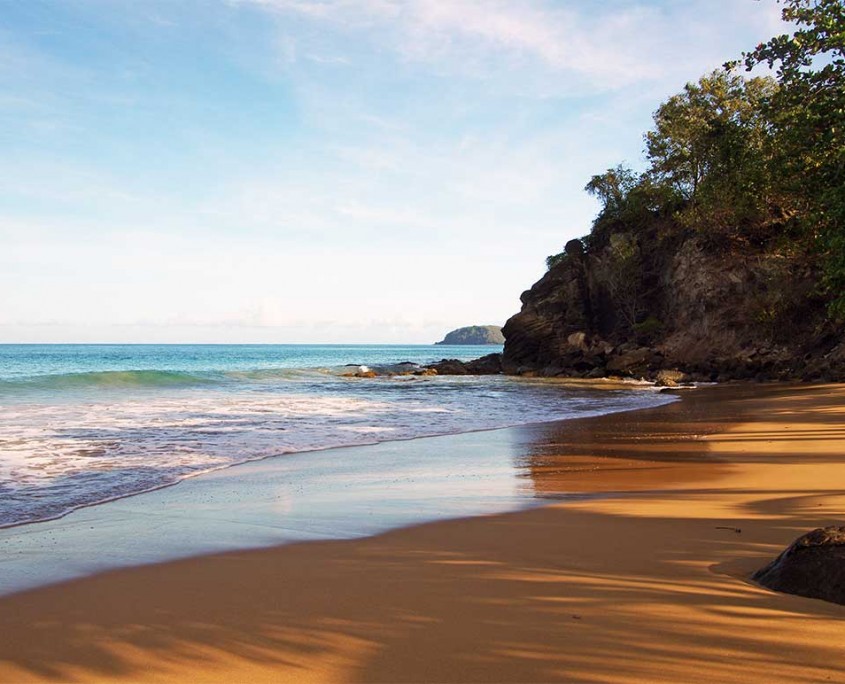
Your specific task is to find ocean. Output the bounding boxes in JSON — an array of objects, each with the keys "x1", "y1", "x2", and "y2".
[{"x1": 0, "y1": 344, "x2": 675, "y2": 529}]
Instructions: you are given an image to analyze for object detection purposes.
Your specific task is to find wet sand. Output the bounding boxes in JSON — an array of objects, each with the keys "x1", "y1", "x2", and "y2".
[{"x1": 1, "y1": 383, "x2": 844, "y2": 683}]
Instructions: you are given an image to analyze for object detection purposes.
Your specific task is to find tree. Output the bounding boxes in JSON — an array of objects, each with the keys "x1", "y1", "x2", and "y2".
[
  {"x1": 584, "y1": 165, "x2": 640, "y2": 218},
  {"x1": 645, "y1": 70, "x2": 777, "y2": 208},
  {"x1": 740, "y1": 0, "x2": 845, "y2": 315},
  {"x1": 583, "y1": 165, "x2": 673, "y2": 249}
]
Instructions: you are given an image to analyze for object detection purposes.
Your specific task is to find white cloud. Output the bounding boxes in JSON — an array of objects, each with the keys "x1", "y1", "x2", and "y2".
[
  {"x1": 238, "y1": 0, "x2": 786, "y2": 91},
  {"x1": 1, "y1": 0, "x2": 790, "y2": 342}
]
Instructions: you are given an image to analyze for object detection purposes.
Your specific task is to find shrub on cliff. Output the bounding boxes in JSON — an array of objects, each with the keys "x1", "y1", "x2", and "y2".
[
  {"x1": 738, "y1": 0, "x2": 845, "y2": 317},
  {"x1": 555, "y1": 0, "x2": 844, "y2": 321},
  {"x1": 509, "y1": 0, "x2": 844, "y2": 379},
  {"x1": 647, "y1": 70, "x2": 779, "y2": 243}
]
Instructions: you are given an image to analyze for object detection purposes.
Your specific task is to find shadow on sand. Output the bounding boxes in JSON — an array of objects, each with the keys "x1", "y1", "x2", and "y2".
[{"x1": 0, "y1": 383, "x2": 843, "y2": 682}]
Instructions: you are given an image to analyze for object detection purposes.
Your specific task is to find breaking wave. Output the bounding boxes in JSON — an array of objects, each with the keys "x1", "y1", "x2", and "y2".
[
  {"x1": 0, "y1": 345, "x2": 677, "y2": 529},
  {"x1": 0, "y1": 369, "x2": 215, "y2": 392}
]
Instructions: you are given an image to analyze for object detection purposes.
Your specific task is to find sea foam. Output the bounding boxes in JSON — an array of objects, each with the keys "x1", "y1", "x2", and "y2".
[{"x1": 0, "y1": 346, "x2": 676, "y2": 528}]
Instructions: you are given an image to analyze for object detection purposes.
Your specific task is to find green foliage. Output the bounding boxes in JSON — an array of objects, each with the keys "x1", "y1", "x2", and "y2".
[
  {"x1": 646, "y1": 71, "x2": 776, "y2": 202},
  {"x1": 646, "y1": 70, "x2": 780, "y2": 243},
  {"x1": 584, "y1": 165, "x2": 641, "y2": 215},
  {"x1": 571, "y1": 0, "x2": 844, "y2": 319},
  {"x1": 546, "y1": 239, "x2": 588, "y2": 271},
  {"x1": 439, "y1": 325, "x2": 505, "y2": 345},
  {"x1": 546, "y1": 251, "x2": 567, "y2": 270},
  {"x1": 740, "y1": 0, "x2": 845, "y2": 314},
  {"x1": 583, "y1": 166, "x2": 678, "y2": 252},
  {"x1": 823, "y1": 232, "x2": 845, "y2": 320}
]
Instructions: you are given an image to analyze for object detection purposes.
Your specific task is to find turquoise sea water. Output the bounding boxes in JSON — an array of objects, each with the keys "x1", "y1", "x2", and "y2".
[
  {"x1": 0, "y1": 343, "x2": 495, "y2": 384},
  {"x1": 0, "y1": 344, "x2": 674, "y2": 528}
]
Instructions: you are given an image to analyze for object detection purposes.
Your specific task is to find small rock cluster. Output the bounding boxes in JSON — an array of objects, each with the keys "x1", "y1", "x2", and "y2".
[
  {"x1": 498, "y1": 330, "x2": 695, "y2": 384},
  {"x1": 423, "y1": 354, "x2": 503, "y2": 376}
]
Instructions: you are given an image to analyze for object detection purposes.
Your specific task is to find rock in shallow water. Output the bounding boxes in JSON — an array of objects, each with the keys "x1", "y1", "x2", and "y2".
[
  {"x1": 425, "y1": 353, "x2": 503, "y2": 375},
  {"x1": 753, "y1": 526, "x2": 845, "y2": 605}
]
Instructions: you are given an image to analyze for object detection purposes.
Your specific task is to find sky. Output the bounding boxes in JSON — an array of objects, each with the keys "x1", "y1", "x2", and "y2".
[{"x1": 0, "y1": 0, "x2": 788, "y2": 344}]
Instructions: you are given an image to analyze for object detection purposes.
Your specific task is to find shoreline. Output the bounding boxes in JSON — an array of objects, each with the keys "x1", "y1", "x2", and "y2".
[
  {"x1": 0, "y1": 380, "x2": 674, "y2": 533},
  {"x1": 0, "y1": 370, "x2": 670, "y2": 533},
  {"x1": 1, "y1": 383, "x2": 843, "y2": 682},
  {"x1": 0, "y1": 386, "x2": 679, "y2": 598}
]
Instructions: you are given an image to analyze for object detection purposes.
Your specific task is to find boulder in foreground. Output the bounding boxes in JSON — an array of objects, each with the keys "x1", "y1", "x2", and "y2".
[{"x1": 753, "y1": 526, "x2": 845, "y2": 605}]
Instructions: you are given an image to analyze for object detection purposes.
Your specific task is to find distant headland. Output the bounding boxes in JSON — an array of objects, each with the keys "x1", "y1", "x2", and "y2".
[{"x1": 436, "y1": 326, "x2": 504, "y2": 345}]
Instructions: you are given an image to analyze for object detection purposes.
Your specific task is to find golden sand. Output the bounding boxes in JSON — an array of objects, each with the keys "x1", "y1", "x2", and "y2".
[{"x1": 0, "y1": 384, "x2": 843, "y2": 683}]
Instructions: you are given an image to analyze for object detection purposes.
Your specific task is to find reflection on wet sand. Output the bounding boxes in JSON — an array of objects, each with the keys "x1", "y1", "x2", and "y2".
[
  {"x1": 514, "y1": 385, "x2": 738, "y2": 495},
  {"x1": 1, "y1": 384, "x2": 844, "y2": 683}
]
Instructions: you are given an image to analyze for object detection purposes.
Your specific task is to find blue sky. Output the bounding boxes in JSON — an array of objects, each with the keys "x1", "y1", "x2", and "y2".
[{"x1": 1, "y1": 0, "x2": 786, "y2": 343}]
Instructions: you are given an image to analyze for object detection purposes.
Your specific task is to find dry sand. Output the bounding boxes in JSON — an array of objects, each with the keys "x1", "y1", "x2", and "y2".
[{"x1": 0, "y1": 383, "x2": 843, "y2": 683}]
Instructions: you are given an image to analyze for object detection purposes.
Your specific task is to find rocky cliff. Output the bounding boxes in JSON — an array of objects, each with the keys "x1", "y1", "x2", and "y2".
[
  {"x1": 502, "y1": 232, "x2": 845, "y2": 383},
  {"x1": 436, "y1": 325, "x2": 504, "y2": 345}
]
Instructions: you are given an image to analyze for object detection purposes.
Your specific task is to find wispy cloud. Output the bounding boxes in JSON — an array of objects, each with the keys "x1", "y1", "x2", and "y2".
[
  {"x1": 1, "y1": 0, "x2": 789, "y2": 342},
  {"x1": 237, "y1": 0, "x2": 784, "y2": 91}
]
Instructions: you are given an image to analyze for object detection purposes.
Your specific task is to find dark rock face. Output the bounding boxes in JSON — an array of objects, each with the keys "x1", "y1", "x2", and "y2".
[
  {"x1": 425, "y1": 353, "x2": 503, "y2": 375},
  {"x1": 502, "y1": 248, "x2": 593, "y2": 372},
  {"x1": 502, "y1": 233, "x2": 845, "y2": 381},
  {"x1": 605, "y1": 348, "x2": 651, "y2": 373},
  {"x1": 464, "y1": 353, "x2": 504, "y2": 374},
  {"x1": 753, "y1": 527, "x2": 845, "y2": 605},
  {"x1": 436, "y1": 325, "x2": 505, "y2": 345}
]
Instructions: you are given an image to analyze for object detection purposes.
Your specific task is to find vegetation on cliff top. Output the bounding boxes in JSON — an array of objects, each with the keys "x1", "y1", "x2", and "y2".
[
  {"x1": 548, "y1": 0, "x2": 844, "y2": 319},
  {"x1": 436, "y1": 326, "x2": 505, "y2": 345}
]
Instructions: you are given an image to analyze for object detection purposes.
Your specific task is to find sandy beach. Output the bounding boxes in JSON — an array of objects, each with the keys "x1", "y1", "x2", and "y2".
[{"x1": 0, "y1": 383, "x2": 843, "y2": 683}]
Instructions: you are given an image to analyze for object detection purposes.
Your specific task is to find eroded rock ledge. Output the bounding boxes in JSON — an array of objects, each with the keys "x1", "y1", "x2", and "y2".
[
  {"x1": 424, "y1": 354, "x2": 503, "y2": 376},
  {"x1": 501, "y1": 237, "x2": 845, "y2": 383}
]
